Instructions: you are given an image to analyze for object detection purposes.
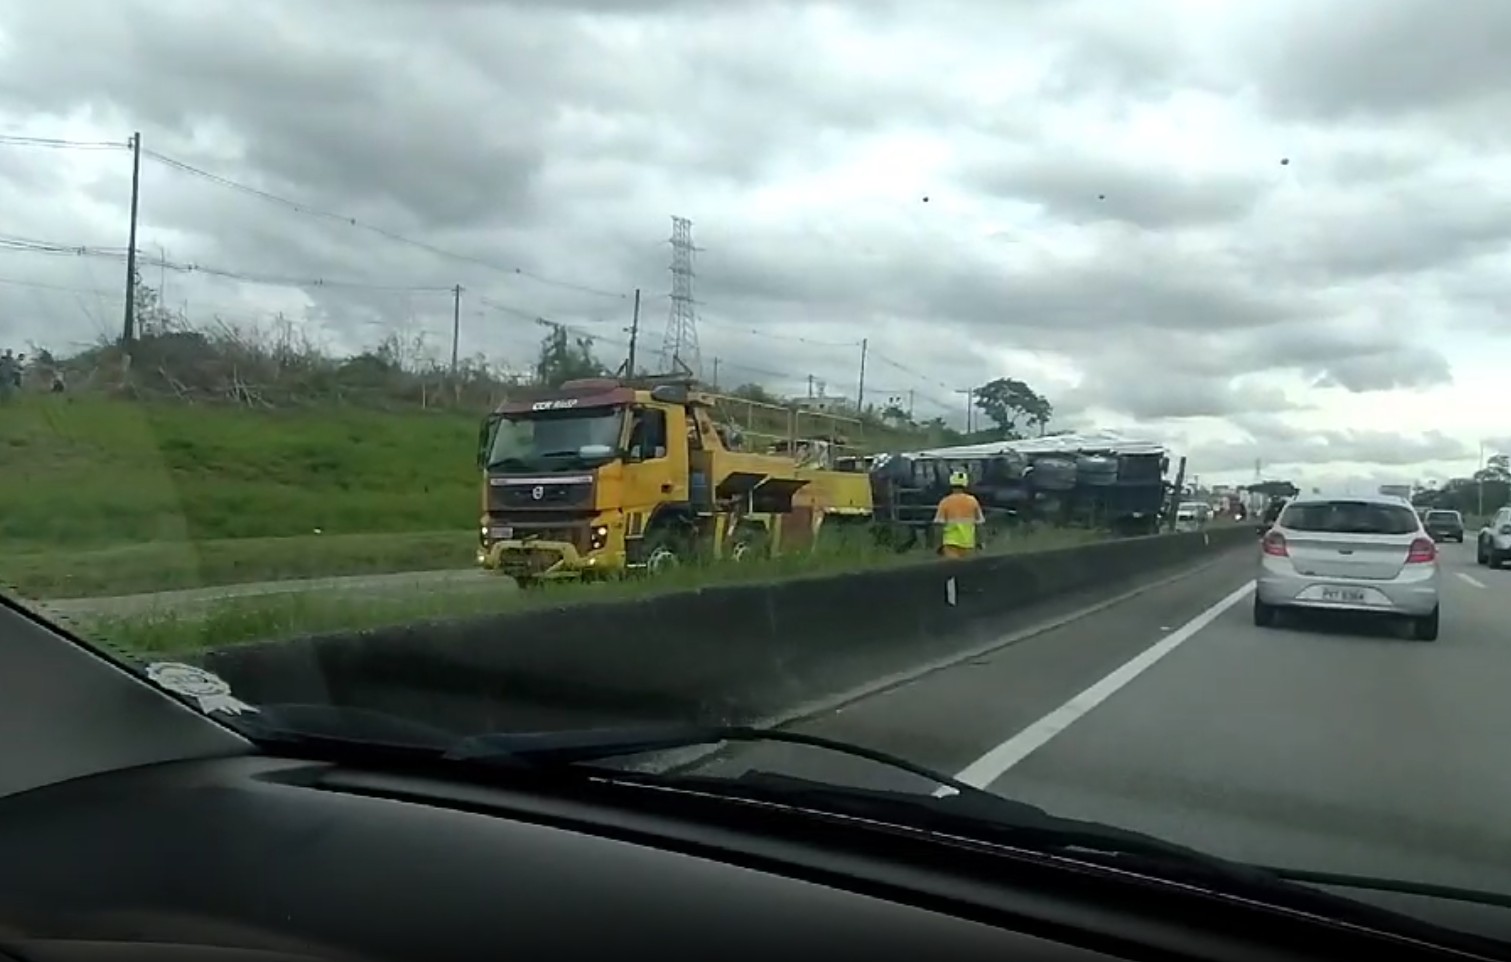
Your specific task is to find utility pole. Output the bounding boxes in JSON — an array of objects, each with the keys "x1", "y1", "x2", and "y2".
[
  {"x1": 1478, "y1": 441, "x2": 1486, "y2": 517},
  {"x1": 121, "y1": 131, "x2": 142, "y2": 347},
  {"x1": 856, "y1": 338, "x2": 868, "y2": 414},
  {"x1": 711, "y1": 357, "x2": 720, "y2": 388},
  {"x1": 625, "y1": 288, "x2": 640, "y2": 377},
  {"x1": 907, "y1": 389, "x2": 915, "y2": 419},
  {"x1": 449, "y1": 284, "x2": 462, "y2": 377},
  {"x1": 1166, "y1": 456, "x2": 1188, "y2": 533}
]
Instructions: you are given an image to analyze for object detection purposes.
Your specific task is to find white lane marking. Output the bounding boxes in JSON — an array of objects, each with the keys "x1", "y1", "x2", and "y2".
[
  {"x1": 940, "y1": 579, "x2": 1256, "y2": 794},
  {"x1": 1456, "y1": 572, "x2": 1486, "y2": 589},
  {"x1": 647, "y1": 553, "x2": 1251, "y2": 777}
]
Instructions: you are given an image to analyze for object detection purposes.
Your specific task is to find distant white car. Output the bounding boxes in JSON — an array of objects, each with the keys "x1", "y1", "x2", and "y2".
[
  {"x1": 1477, "y1": 507, "x2": 1511, "y2": 568},
  {"x1": 1254, "y1": 493, "x2": 1440, "y2": 641}
]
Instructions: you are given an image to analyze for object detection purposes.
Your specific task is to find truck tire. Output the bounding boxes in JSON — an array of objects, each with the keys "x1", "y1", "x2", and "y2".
[{"x1": 640, "y1": 526, "x2": 689, "y2": 575}]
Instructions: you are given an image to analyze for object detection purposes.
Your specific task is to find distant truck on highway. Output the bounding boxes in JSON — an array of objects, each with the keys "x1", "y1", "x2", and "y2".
[{"x1": 474, "y1": 376, "x2": 874, "y2": 586}]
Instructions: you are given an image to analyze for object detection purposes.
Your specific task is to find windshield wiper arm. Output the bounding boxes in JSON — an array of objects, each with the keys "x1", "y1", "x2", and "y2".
[{"x1": 443, "y1": 724, "x2": 1280, "y2": 876}]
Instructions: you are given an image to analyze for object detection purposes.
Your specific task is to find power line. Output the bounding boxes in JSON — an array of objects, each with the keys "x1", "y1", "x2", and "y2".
[
  {"x1": 0, "y1": 275, "x2": 114, "y2": 297},
  {"x1": 0, "y1": 232, "x2": 456, "y2": 293},
  {"x1": 140, "y1": 147, "x2": 630, "y2": 300},
  {"x1": 0, "y1": 133, "x2": 128, "y2": 151}
]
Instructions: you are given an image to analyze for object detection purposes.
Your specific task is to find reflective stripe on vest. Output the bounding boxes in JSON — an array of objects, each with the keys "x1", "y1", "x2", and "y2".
[{"x1": 941, "y1": 520, "x2": 977, "y2": 549}]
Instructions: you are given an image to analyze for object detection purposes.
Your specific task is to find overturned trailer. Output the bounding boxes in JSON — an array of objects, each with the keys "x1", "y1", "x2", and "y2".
[{"x1": 869, "y1": 431, "x2": 1170, "y2": 549}]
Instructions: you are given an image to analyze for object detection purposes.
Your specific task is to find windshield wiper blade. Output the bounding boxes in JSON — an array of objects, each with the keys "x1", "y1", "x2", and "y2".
[{"x1": 443, "y1": 725, "x2": 1278, "y2": 876}]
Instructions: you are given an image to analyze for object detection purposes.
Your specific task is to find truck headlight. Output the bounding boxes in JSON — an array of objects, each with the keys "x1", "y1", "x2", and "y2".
[{"x1": 590, "y1": 525, "x2": 609, "y2": 550}]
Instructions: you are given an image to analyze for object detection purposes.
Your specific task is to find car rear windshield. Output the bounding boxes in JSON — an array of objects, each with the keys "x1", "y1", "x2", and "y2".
[
  {"x1": 1280, "y1": 500, "x2": 1420, "y2": 535},
  {"x1": 1426, "y1": 511, "x2": 1461, "y2": 522}
]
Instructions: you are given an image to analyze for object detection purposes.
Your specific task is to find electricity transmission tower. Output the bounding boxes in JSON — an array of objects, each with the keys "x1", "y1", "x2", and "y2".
[{"x1": 658, "y1": 215, "x2": 702, "y2": 378}]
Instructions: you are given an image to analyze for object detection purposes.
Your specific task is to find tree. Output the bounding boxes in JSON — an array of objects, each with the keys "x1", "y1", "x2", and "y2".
[
  {"x1": 131, "y1": 276, "x2": 180, "y2": 337},
  {"x1": 971, "y1": 377, "x2": 1053, "y2": 438},
  {"x1": 1477, "y1": 453, "x2": 1510, "y2": 482},
  {"x1": 534, "y1": 324, "x2": 606, "y2": 387},
  {"x1": 729, "y1": 382, "x2": 778, "y2": 405},
  {"x1": 1249, "y1": 480, "x2": 1298, "y2": 498}
]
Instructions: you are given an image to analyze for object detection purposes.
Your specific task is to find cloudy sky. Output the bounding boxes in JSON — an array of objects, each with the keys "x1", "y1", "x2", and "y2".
[{"x1": 1, "y1": 0, "x2": 1508, "y2": 488}]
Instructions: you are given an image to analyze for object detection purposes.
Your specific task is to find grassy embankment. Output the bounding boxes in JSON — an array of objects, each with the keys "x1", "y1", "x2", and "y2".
[
  {"x1": 1, "y1": 394, "x2": 482, "y2": 598},
  {"x1": 79, "y1": 526, "x2": 1103, "y2": 654}
]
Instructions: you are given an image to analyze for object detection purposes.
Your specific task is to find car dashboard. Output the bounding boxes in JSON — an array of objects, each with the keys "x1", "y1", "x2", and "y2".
[{"x1": 0, "y1": 751, "x2": 1507, "y2": 962}]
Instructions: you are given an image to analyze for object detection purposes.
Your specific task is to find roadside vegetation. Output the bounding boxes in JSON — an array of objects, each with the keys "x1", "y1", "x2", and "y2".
[{"x1": 71, "y1": 526, "x2": 1104, "y2": 655}]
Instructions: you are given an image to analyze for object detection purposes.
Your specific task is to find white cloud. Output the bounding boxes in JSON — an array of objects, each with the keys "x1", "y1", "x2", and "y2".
[{"x1": 1, "y1": 0, "x2": 1509, "y2": 486}]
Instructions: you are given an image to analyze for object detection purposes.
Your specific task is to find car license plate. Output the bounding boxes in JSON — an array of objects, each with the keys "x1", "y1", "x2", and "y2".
[
  {"x1": 489, "y1": 525, "x2": 514, "y2": 540},
  {"x1": 1320, "y1": 586, "x2": 1366, "y2": 604}
]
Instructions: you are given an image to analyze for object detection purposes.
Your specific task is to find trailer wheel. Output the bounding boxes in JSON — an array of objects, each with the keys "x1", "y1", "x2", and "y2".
[{"x1": 729, "y1": 525, "x2": 770, "y2": 562}]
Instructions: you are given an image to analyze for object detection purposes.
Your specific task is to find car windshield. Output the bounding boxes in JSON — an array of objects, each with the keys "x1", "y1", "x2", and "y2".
[
  {"x1": 1280, "y1": 501, "x2": 1420, "y2": 536},
  {"x1": 6, "y1": 0, "x2": 1511, "y2": 942}
]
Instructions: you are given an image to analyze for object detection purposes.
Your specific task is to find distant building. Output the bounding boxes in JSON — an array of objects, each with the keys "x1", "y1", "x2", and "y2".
[{"x1": 789, "y1": 394, "x2": 851, "y2": 415}]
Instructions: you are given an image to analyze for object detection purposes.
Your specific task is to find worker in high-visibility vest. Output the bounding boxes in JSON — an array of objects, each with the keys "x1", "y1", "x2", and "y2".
[{"x1": 933, "y1": 470, "x2": 985, "y2": 559}]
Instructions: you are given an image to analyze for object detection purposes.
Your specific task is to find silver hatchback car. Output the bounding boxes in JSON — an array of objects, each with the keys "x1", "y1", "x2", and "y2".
[{"x1": 1254, "y1": 493, "x2": 1440, "y2": 641}]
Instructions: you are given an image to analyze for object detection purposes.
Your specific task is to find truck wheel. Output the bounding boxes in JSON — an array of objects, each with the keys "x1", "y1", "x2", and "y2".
[{"x1": 641, "y1": 528, "x2": 686, "y2": 574}]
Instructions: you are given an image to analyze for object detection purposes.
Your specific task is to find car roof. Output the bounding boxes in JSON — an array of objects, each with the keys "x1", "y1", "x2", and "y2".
[{"x1": 1283, "y1": 492, "x2": 1417, "y2": 508}]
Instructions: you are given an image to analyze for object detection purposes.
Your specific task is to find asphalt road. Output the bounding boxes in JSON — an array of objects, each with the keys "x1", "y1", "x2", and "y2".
[{"x1": 693, "y1": 539, "x2": 1511, "y2": 896}]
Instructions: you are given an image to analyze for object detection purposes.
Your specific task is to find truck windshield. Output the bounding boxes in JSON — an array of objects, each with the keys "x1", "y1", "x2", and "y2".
[{"x1": 486, "y1": 408, "x2": 623, "y2": 470}]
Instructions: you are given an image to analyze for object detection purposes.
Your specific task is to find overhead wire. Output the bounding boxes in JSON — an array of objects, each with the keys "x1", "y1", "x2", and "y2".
[
  {"x1": 0, "y1": 133, "x2": 129, "y2": 151},
  {"x1": 2, "y1": 132, "x2": 965, "y2": 415},
  {"x1": 141, "y1": 147, "x2": 630, "y2": 300}
]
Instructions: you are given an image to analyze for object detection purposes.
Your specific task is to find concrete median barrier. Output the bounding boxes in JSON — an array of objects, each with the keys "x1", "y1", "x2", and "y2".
[{"x1": 199, "y1": 525, "x2": 1256, "y2": 734}]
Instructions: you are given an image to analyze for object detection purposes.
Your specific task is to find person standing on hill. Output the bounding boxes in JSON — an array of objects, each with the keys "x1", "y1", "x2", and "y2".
[{"x1": 934, "y1": 470, "x2": 985, "y2": 559}]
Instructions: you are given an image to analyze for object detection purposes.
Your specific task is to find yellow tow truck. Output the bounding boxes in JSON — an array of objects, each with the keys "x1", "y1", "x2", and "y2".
[{"x1": 474, "y1": 376, "x2": 875, "y2": 585}]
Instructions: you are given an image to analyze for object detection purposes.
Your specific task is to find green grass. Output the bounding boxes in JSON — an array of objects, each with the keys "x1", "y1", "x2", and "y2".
[
  {"x1": 80, "y1": 527, "x2": 1104, "y2": 655},
  {"x1": 0, "y1": 394, "x2": 480, "y2": 549},
  {"x1": 0, "y1": 393, "x2": 483, "y2": 597},
  {"x1": 2, "y1": 530, "x2": 475, "y2": 600}
]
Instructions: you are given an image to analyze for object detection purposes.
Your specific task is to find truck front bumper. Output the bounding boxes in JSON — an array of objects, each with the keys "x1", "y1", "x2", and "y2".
[{"x1": 479, "y1": 539, "x2": 619, "y2": 581}]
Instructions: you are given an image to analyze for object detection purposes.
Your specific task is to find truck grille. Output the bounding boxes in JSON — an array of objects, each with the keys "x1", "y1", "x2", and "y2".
[{"x1": 487, "y1": 474, "x2": 593, "y2": 510}]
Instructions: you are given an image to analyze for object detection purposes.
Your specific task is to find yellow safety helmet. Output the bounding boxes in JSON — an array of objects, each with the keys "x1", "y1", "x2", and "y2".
[{"x1": 949, "y1": 470, "x2": 969, "y2": 488}]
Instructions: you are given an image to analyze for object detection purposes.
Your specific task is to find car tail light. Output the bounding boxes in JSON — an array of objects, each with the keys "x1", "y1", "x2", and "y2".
[
  {"x1": 1406, "y1": 537, "x2": 1436, "y2": 564},
  {"x1": 1262, "y1": 531, "x2": 1288, "y2": 557}
]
